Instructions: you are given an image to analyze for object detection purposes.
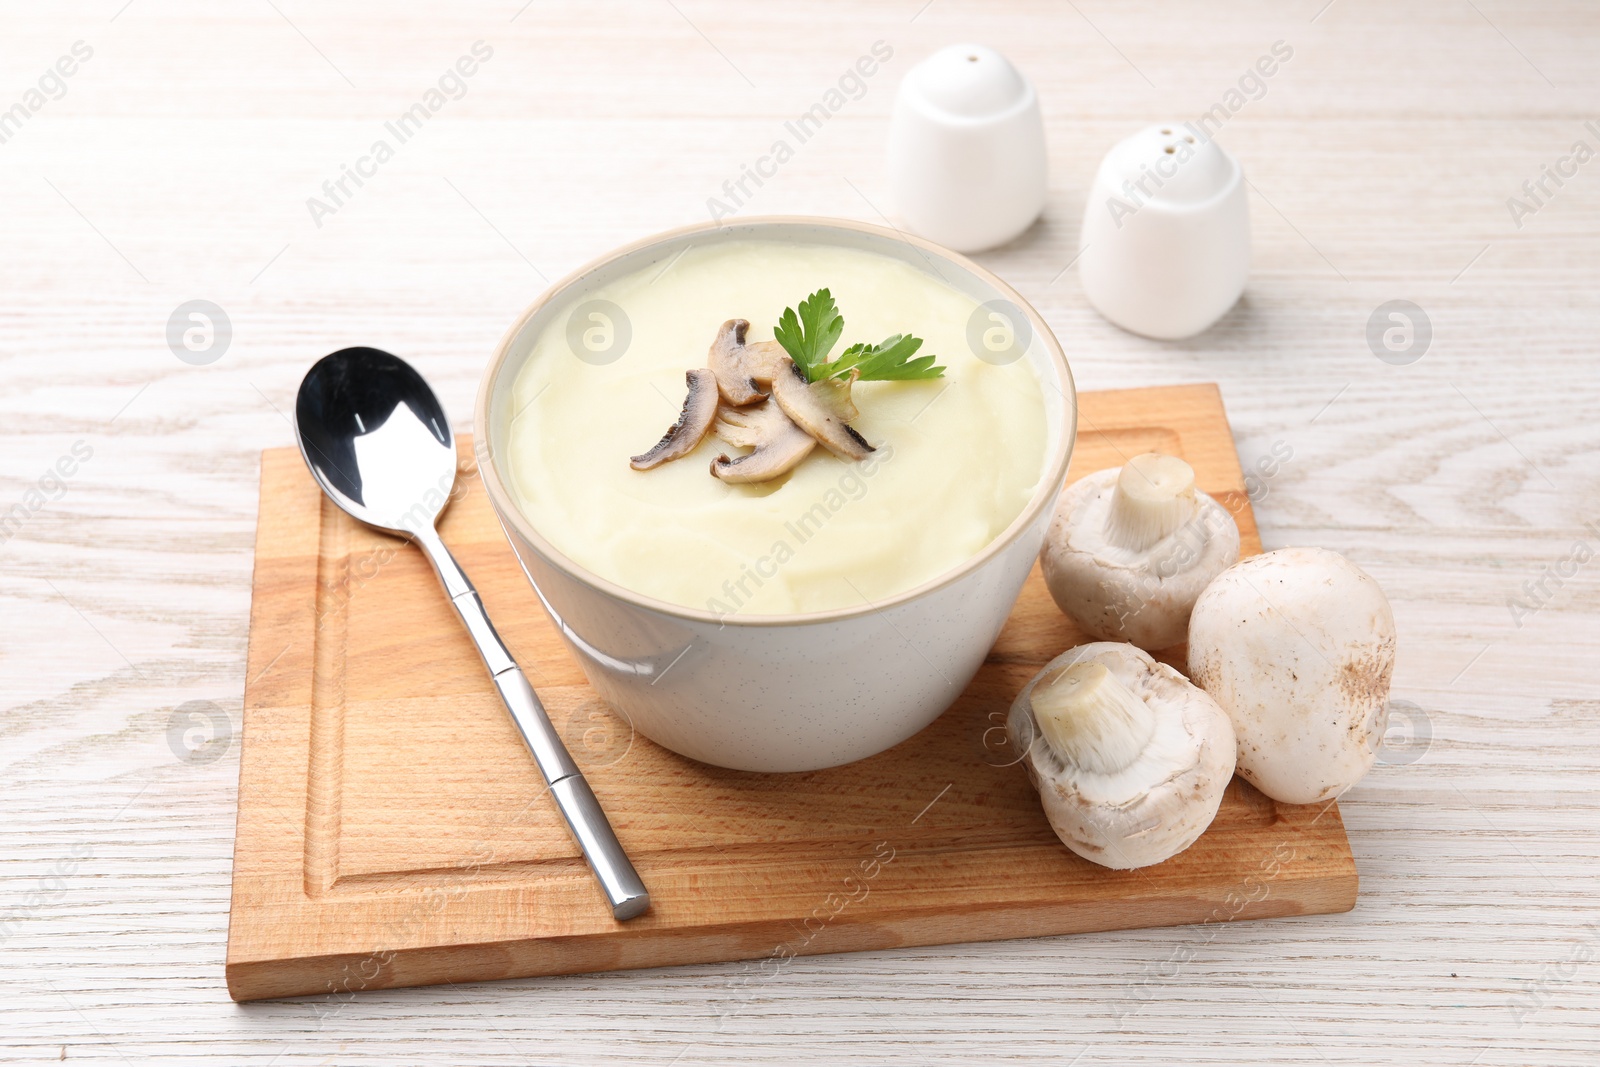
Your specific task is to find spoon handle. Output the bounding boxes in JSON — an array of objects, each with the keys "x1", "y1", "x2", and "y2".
[{"x1": 412, "y1": 526, "x2": 651, "y2": 922}]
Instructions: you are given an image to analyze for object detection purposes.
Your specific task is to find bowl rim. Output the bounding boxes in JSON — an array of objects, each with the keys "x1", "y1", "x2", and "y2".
[{"x1": 472, "y1": 214, "x2": 1076, "y2": 629}]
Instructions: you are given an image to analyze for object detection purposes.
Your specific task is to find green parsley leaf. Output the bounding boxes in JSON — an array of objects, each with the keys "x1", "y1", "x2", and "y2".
[
  {"x1": 773, "y1": 288, "x2": 844, "y2": 382},
  {"x1": 829, "y1": 333, "x2": 945, "y2": 381},
  {"x1": 773, "y1": 289, "x2": 947, "y2": 383}
]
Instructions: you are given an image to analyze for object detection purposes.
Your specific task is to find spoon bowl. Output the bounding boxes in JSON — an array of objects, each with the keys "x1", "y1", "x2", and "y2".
[{"x1": 294, "y1": 347, "x2": 458, "y2": 535}]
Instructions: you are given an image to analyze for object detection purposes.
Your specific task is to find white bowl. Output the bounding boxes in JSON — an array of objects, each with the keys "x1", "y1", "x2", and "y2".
[{"x1": 474, "y1": 217, "x2": 1075, "y2": 772}]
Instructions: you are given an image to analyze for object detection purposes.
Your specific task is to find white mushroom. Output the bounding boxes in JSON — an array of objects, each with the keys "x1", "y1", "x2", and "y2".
[
  {"x1": 709, "y1": 400, "x2": 815, "y2": 484},
  {"x1": 707, "y1": 319, "x2": 785, "y2": 406},
  {"x1": 769, "y1": 358, "x2": 874, "y2": 461},
  {"x1": 1187, "y1": 547, "x2": 1397, "y2": 805},
  {"x1": 629, "y1": 368, "x2": 718, "y2": 470},
  {"x1": 1006, "y1": 641, "x2": 1236, "y2": 869},
  {"x1": 1040, "y1": 453, "x2": 1239, "y2": 650}
]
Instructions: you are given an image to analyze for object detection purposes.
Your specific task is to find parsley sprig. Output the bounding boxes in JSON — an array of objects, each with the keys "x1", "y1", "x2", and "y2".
[{"x1": 773, "y1": 288, "x2": 945, "y2": 384}]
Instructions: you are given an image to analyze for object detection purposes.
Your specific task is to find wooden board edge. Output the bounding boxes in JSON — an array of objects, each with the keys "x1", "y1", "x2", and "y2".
[
  {"x1": 1077, "y1": 380, "x2": 1223, "y2": 415},
  {"x1": 225, "y1": 864, "x2": 1358, "y2": 1002},
  {"x1": 227, "y1": 453, "x2": 321, "y2": 972},
  {"x1": 225, "y1": 792, "x2": 1359, "y2": 1002}
]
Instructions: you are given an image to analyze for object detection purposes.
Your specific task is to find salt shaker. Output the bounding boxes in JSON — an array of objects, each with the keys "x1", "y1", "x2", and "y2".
[
  {"x1": 887, "y1": 44, "x2": 1047, "y2": 253},
  {"x1": 1078, "y1": 125, "x2": 1250, "y2": 340}
]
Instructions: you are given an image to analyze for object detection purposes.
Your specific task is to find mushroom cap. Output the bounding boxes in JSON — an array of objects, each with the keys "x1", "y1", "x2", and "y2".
[
  {"x1": 1006, "y1": 641, "x2": 1236, "y2": 869},
  {"x1": 1041, "y1": 467, "x2": 1240, "y2": 649},
  {"x1": 1187, "y1": 547, "x2": 1397, "y2": 805}
]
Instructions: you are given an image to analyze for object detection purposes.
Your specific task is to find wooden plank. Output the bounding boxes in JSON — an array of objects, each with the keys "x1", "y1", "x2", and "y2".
[{"x1": 225, "y1": 383, "x2": 1356, "y2": 1002}]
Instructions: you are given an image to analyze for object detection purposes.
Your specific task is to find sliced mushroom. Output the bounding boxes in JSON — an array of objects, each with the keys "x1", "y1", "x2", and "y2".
[
  {"x1": 708, "y1": 319, "x2": 785, "y2": 406},
  {"x1": 769, "y1": 358, "x2": 874, "y2": 461},
  {"x1": 748, "y1": 342, "x2": 785, "y2": 380},
  {"x1": 629, "y1": 368, "x2": 718, "y2": 470},
  {"x1": 709, "y1": 400, "x2": 816, "y2": 484}
]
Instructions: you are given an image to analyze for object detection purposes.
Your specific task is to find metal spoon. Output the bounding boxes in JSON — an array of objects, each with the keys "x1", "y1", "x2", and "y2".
[{"x1": 293, "y1": 346, "x2": 650, "y2": 921}]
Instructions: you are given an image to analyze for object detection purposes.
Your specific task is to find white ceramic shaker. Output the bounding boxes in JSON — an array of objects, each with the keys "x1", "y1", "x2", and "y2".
[
  {"x1": 887, "y1": 43, "x2": 1047, "y2": 253},
  {"x1": 1078, "y1": 125, "x2": 1250, "y2": 340}
]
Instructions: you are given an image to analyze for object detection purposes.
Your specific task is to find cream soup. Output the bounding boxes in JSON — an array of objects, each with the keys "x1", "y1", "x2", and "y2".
[{"x1": 505, "y1": 239, "x2": 1047, "y2": 616}]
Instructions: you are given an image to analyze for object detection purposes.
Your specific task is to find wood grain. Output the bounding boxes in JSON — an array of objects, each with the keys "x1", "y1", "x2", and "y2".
[
  {"x1": 3, "y1": 0, "x2": 1599, "y2": 1062},
  {"x1": 226, "y1": 384, "x2": 1353, "y2": 1001}
]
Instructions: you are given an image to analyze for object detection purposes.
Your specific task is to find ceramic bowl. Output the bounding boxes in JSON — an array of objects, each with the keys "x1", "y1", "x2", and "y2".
[{"x1": 474, "y1": 216, "x2": 1075, "y2": 772}]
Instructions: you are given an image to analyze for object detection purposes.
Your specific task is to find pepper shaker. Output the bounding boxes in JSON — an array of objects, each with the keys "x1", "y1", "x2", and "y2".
[
  {"x1": 887, "y1": 44, "x2": 1047, "y2": 253},
  {"x1": 1078, "y1": 124, "x2": 1250, "y2": 340}
]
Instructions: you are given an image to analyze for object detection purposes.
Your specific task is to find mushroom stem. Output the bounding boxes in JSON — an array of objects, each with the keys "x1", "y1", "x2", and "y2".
[
  {"x1": 1106, "y1": 453, "x2": 1198, "y2": 553},
  {"x1": 1031, "y1": 662, "x2": 1157, "y2": 775}
]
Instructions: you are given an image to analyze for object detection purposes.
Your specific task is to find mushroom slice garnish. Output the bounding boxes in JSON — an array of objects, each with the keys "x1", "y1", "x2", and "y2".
[
  {"x1": 746, "y1": 340, "x2": 786, "y2": 383},
  {"x1": 769, "y1": 358, "x2": 874, "y2": 461},
  {"x1": 708, "y1": 319, "x2": 784, "y2": 406},
  {"x1": 1006, "y1": 642, "x2": 1236, "y2": 870},
  {"x1": 629, "y1": 368, "x2": 718, "y2": 470},
  {"x1": 709, "y1": 400, "x2": 816, "y2": 484}
]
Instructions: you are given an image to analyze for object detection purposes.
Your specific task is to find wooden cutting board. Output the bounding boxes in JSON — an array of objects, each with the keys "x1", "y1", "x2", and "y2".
[{"x1": 226, "y1": 382, "x2": 1357, "y2": 1002}]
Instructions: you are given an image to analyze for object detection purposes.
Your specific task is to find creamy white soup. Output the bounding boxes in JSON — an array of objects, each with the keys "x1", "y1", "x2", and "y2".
[{"x1": 505, "y1": 239, "x2": 1048, "y2": 616}]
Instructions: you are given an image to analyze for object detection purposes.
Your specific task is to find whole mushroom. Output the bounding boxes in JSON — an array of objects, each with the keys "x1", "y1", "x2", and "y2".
[
  {"x1": 1006, "y1": 642, "x2": 1236, "y2": 870},
  {"x1": 1187, "y1": 547, "x2": 1397, "y2": 805},
  {"x1": 1041, "y1": 453, "x2": 1239, "y2": 650}
]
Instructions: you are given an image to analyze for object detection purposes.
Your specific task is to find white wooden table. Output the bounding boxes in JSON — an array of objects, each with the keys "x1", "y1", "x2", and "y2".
[{"x1": 3, "y1": 1, "x2": 1597, "y2": 1062}]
